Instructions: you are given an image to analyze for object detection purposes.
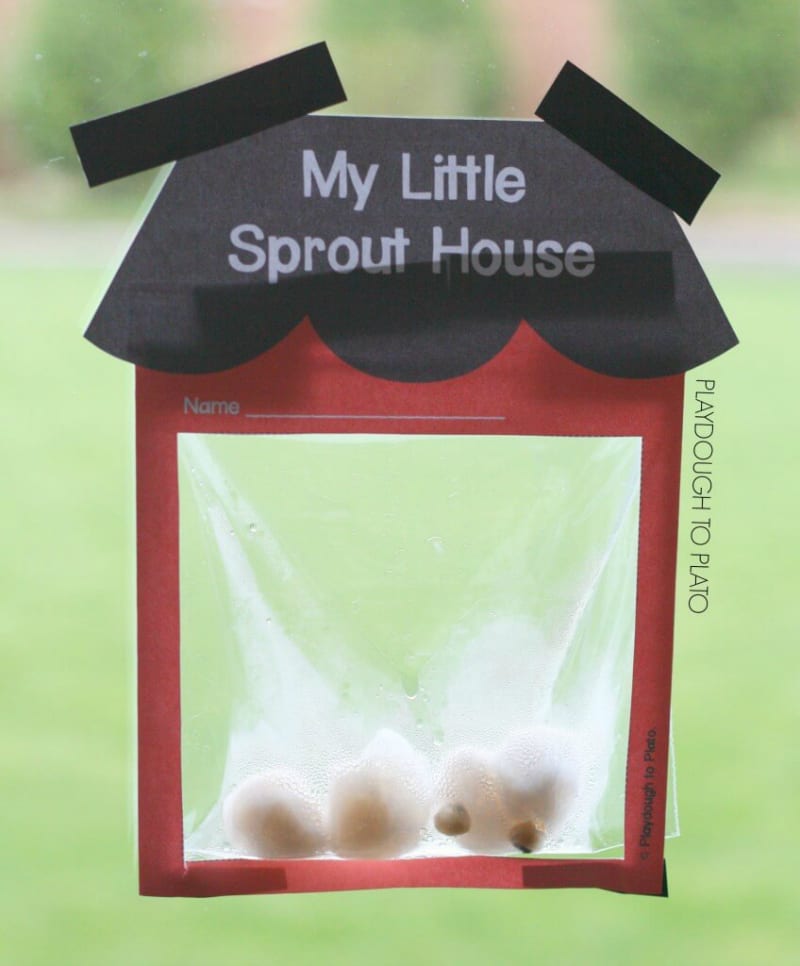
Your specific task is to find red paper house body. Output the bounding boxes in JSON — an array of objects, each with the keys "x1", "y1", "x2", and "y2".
[{"x1": 88, "y1": 116, "x2": 736, "y2": 897}]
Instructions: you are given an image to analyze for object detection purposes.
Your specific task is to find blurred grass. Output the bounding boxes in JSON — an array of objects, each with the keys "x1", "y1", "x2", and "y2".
[{"x1": 1, "y1": 262, "x2": 797, "y2": 965}]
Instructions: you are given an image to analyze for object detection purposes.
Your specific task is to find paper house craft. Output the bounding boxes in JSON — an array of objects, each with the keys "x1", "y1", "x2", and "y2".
[{"x1": 84, "y1": 107, "x2": 736, "y2": 897}]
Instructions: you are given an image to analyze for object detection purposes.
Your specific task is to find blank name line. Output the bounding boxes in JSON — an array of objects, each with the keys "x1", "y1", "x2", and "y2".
[{"x1": 244, "y1": 413, "x2": 506, "y2": 421}]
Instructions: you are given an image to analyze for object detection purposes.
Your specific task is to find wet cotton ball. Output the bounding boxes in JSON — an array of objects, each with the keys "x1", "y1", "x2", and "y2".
[
  {"x1": 328, "y1": 772, "x2": 395, "y2": 857},
  {"x1": 434, "y1": 747, "x2": 509, "y2": 852},
  {"x1": 494, "y1": 727, "x2": 579, "y2": 845},
  {"x1": 434, "y1": 731, "x2": 580, "y2": 854},
  {"x1": 329, "y1": 729, "x2": 431, "y2": 858},
  {"x1": 223, "y1": 771, "x2": 326, "y2": 858}
]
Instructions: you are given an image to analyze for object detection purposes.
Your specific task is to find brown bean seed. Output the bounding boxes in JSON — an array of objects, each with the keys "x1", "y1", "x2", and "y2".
[
  {"x1": 509, "y1": 818, "x2": 545, "y2": 854},
  {"x1": 434, "y1": 802, "x2": 472, "y2": 836}
]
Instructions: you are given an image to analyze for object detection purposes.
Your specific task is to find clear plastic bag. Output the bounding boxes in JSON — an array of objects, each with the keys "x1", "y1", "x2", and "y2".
[{"x1": 179, "y1": 431, "x2": 651, "y2": 861}]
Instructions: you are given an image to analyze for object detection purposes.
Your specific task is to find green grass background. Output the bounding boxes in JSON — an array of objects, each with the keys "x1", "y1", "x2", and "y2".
[{"x1": 1, "y1": 263, "x2": 797, "y2": 964}]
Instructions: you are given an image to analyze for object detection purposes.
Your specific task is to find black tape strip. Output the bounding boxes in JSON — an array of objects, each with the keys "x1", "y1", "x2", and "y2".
[
  {"x1": 70, "y1": 43, "x2": 346, "y2": 187},
  {"x1": 536, "y1": 62, "x2": 719, "y2": 224}
]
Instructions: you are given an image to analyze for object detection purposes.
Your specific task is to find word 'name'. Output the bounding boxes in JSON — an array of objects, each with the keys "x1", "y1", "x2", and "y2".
[
  {"x1": 303, "y1": 149, "x2": 526, "y2": 211},
  {"x1": 184, "y1": 397, "x2": 239, "y2": 415}
]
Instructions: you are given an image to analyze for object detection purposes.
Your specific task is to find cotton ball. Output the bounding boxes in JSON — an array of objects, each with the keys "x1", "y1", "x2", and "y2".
[
  {"x1": 223, "y1": 770, "x2": 326, "y2": 858},
  {"x1": 434, "y1": 746, "x2": 509, "y2": 852},
  {"x1": 494, "y1": 727, "x2": 579, "y2": 846},
  {"x1": 434, "y1": 732, "x2": 580, "y2": 855},
  {"x1": 329, "y1": 729, "x2": 431, "y2": 858}
]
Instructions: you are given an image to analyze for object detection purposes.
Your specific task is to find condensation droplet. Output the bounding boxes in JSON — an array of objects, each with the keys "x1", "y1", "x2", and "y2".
[
  {"x1": 427, "y1": 536, "x2": 444, "y2": 555},
  {"x1": 401, "y1": 666, "x2": 419, "y2": 700}
]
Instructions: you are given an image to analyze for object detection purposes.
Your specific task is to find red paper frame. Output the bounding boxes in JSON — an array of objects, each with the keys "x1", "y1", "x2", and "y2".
[{"x1": 136, "y1": 321, "x2": 683, "y2": 897}]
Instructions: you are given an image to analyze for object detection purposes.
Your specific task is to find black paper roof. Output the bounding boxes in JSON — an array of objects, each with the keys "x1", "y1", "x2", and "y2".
[{"x1": 86, "y1": 115, "x2": 737, "y2": 380}]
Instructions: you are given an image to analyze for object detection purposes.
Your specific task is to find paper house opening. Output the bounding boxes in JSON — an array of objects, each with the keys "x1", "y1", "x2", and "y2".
[{"x1": 178, "y1": 432, "x2": 642, "y2": 861}]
